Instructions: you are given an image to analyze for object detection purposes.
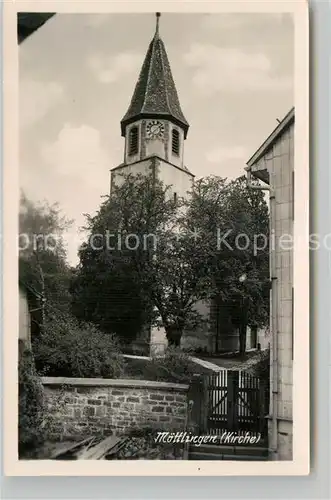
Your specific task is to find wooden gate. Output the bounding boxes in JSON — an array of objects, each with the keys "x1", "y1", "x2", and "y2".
[{"x1": 189, "y1": 370, "x2": 269, "y2": 440}]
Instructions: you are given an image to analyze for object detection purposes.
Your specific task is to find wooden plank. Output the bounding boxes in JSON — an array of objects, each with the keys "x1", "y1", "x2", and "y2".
[
  {"x1": 74, "y1": 437, "x2": 98, "y2": 459},
  {"x1": 80, "y1": 435, "x2": 123, "y2": 460},
  {"x1": 104, "y1": 437, "x2": 129, "y2": 458},
  {"x1": 211, "y1": 392, "x2": 227, "y2": 413},
  {"x1": 50, "y1": 437, "x2": 94, "y2": 459}
]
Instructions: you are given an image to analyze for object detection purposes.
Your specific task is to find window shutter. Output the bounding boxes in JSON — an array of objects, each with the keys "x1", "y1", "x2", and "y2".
[
  {"x1": 128, "y1": 126, "x2": 139, "y2": 156},
  {"x1": 172, "y1": 129, "x2": 180, "y2": 155}
]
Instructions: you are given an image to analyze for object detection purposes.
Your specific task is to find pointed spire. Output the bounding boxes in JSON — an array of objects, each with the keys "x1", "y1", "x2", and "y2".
[
  {"x1": 121, "y1": 13, "x2": 189, "y2": 138},
  {"x1": 155, "y1": 12, "x2": 161, "y2": 36}
]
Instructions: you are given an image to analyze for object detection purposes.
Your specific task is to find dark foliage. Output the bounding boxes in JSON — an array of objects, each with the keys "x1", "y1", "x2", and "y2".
[{"x1": 18, "y1": 342, "x2": 46, "y2": 454}]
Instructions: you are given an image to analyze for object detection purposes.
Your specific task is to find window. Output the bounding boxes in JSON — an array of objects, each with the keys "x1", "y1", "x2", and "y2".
[
  {"x1": 172, "y1": 129, "x2": 180, "y2": 155},
  {"x1": 173, "y1": 192, "x2": 177, "y2": 203},
  {"x1": 128, "y1": 126, "x2": 139, "y2": 156}
]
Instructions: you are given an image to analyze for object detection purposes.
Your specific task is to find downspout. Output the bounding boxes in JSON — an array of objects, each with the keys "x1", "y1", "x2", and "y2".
[{"x1": 245, "y1": 167, "x2": 278, "y2": 460}]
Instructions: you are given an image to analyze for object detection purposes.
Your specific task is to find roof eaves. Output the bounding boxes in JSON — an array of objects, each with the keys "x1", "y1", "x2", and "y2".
[
  {"x1": 19, "y1": 279, "x2": 43, "y2": 299},
  {"x1": 111, "y1": 155, "x2": 195, "y2": 177},
  {"x1": 246, "y1": 107, "x2": 295, "y2": 168}
]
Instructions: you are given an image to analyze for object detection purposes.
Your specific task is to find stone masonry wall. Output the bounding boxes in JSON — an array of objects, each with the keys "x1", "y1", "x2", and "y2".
[{"x1": 42, "y1": 377, "x2": 189, "y2": 440}]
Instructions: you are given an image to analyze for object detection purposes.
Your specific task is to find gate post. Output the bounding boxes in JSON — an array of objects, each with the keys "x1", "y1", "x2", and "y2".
[
  {"x1": 201, "y1": 375, "x2": 209, "y2": 433},
  {"x1": 227, "y1": 370, "x2": 239, "y2": 431},
  {"x1": 187, "y1": 374, "x2": 204, "y2": 433},
  {"x1": 258, "y1": 380, "x2": 266, "y2": 436}
]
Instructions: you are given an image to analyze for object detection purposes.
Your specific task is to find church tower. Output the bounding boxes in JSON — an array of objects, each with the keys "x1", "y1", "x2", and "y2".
[{"x1": 111, "y1": 13, "x2": 194, "y2": 198}]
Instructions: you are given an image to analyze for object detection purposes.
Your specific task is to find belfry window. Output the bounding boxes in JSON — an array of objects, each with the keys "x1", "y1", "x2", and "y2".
[
  {"x1": 172, "y1": 129, "x2": 180, "y2": 156},
  {"x1": 128, "y1": 126, "x2": 139, "y2": 156}
]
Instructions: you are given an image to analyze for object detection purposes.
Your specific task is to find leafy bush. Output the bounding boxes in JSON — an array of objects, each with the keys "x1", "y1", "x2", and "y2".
[
  {"x1": 142, "y1": 347, "x2": 193, "y2": 383},
  {"x1": 33, "y1": 313, "x2": 125, "y2": 378},
  {"x1": 250, "y1": 348, "x2": 270, "y2": 384},
  {"x1": 19, "y1": 342, "x2": 47, "y2": 454}
]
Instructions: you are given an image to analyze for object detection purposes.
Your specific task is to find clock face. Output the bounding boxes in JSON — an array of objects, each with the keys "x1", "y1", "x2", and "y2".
[{"x1": 146, "y1": 120, "x2": 165, "y2": 139}]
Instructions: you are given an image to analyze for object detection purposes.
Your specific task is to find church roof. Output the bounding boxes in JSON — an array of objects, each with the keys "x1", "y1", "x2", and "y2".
[{"x1": 121, "y1": 14, "x2": 189, "y2": 138}]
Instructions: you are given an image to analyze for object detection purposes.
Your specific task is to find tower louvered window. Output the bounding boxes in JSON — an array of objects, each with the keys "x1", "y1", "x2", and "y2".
[
  {"x1": 128, "y1": 126, "x2": 139, "y2": 156},
  {"x1": 172, "y1": 129, "x2": 180, "y2": 156}
]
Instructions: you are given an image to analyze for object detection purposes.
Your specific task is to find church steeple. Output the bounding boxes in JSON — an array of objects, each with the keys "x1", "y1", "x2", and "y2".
[
  {"x1": 120, "y1": 13, "x2": 189, "y2": 139},
  {"x1": 155, "y1": 11, "x2": 160, "y2": 36}
]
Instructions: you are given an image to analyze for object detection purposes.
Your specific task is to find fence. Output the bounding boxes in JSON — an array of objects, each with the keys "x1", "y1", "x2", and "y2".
[{"x1": 189, "y1": 369, "x2": 269, "y2": 441}]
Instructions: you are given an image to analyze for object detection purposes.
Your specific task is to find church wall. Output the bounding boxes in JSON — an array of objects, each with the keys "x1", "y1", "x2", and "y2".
[
  {"x1": 181, "y1": 300, "x2": 212, "y2": 352},
  {"x1": 123, "y1": 120, "x2": 186, "y2": 172},
  {"x1": 111, "y1": 159, "x2": 153, "y2": 188},
  {"x1": 155, "y1": 158, "x2": 194, "y2": 199},
  {"x1": 111, "y1": 156, "x2": 193, "y2": 201}
]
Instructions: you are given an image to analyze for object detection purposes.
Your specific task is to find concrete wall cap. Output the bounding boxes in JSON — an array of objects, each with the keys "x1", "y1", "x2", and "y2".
[{"x1": 41, "y1": 376, "x2": 189, "y2": 392}]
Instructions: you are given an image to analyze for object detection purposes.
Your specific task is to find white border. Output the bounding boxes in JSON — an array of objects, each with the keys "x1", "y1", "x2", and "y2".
[{"x1": 3, "y1": 0, "x2": 309, "y2": 476}]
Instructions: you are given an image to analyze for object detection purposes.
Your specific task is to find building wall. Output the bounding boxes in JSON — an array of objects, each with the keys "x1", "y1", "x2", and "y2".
[
  {"x1": 181, "y1": 300, "x2": 212, "y2": 352},
  {"x1": 253, "y1": 121, "x2": 294, "y2": 460},
  {"x1": 42, "y1": 377, "x2": 189, "y2": 439},
  {"x1": 150, "y1": 300, "x2": 270, "y2": 355},
  {"x1": 155, "y1": 158, "x2": 193, "y2": 200},
  {"x1": 19, "y1": 287, "x2": 31, "y2": 344},
  {"x1": 111, "y1": 158, "x2": 152, "y2": 188},
  {"x1": 111, "y1": 156, "x2": 193, "y2": 201},
  {"x1": 150, "y1": 325, "x2": 167, "y2": 356},
  {"x1": 123, "y1": 119, "x2": 186, "y2": 170}
]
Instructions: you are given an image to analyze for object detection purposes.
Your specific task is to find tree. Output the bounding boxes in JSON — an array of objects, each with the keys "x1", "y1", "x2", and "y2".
[
  {"x1": 19, "y1": 192, "x2": 74, "y2": 330},
  {"x1": 72, "y1": 172, "x2": 269, "y2": 351},
  {"x1": 185, "y1": 175, "x2": 270, "y2": 355},
  {"x1": 71, "y1": 173, "x2": 209, "y2": 346}
]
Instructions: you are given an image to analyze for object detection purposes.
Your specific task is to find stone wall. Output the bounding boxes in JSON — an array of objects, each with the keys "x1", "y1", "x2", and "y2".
[
  {"x1": 42, "y1": 377, "x2": 189, "y2": 440},
  {"x1": 276, "y1": 419, "x2": 293, "y2": 460}
]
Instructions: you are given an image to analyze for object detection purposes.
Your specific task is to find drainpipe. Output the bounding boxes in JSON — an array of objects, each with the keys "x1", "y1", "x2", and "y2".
[{"x1": 245, "y1": 167, "x2": 278, "y2": 460}]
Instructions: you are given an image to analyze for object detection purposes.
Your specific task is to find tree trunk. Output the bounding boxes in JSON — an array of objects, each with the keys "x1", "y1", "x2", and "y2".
[
  {"x1": 34, "y1": 251, "x2": 45, "y2": 334},
  {"x1": 239, "y1": 298, "x2": 248, "y2": 358},
  {"x1": 165, "y1": 326, "x2": 182, "y2": 348}
]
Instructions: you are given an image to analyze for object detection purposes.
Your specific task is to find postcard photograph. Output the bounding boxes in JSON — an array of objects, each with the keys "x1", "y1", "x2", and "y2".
[{"x1": 3, "y1": 0, "x2": 309, "y2": 476}]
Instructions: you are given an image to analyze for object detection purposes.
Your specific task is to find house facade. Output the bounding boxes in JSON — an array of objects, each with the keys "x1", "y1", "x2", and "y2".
[
  {"x1": 19, "y1": 284, "x2": 32, "y2": 345},
  {"x1": 19, "y1": 280, "x2": 43, "y2": 350},
  {"x1": 246, "y1": 108, "x2": 294, "y2": 460}
]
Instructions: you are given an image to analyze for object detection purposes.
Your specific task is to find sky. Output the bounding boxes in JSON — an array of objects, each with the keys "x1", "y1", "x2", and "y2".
[{"x1": 19, "y1": 12, "x2": 294, "y2": 265}]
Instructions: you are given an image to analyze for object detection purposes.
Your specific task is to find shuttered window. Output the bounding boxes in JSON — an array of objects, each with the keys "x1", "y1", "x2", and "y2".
[
  {"x1": 128, "y1": 126, "x2": 139, "y2": 156},
  {"x1": 172, "y1": 129, "x2": 180, "y2": 155}
]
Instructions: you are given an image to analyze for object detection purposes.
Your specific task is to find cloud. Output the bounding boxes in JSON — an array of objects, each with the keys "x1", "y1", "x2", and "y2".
[
  {"x1": 20, "y1": 80, "x2": 64, "y2": 128},
  {"x1": 201, "y1": 13, "x2": 291, "y2": 32},
  {"x1": 39, "y1": 124, "x2": 111, "y2": 264},
  {"x1": 41, "y1": 124, "x2": 108, "y2": 186},
  {"x1": 183, "y1": 44, "x2": 292, "y2": 94},
  {"x1": 87, "y1": 51, "x2": 142, "y2": 83},
  {"x1": 206, "y1": 146, "x2": 247, "y2": 164}
]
